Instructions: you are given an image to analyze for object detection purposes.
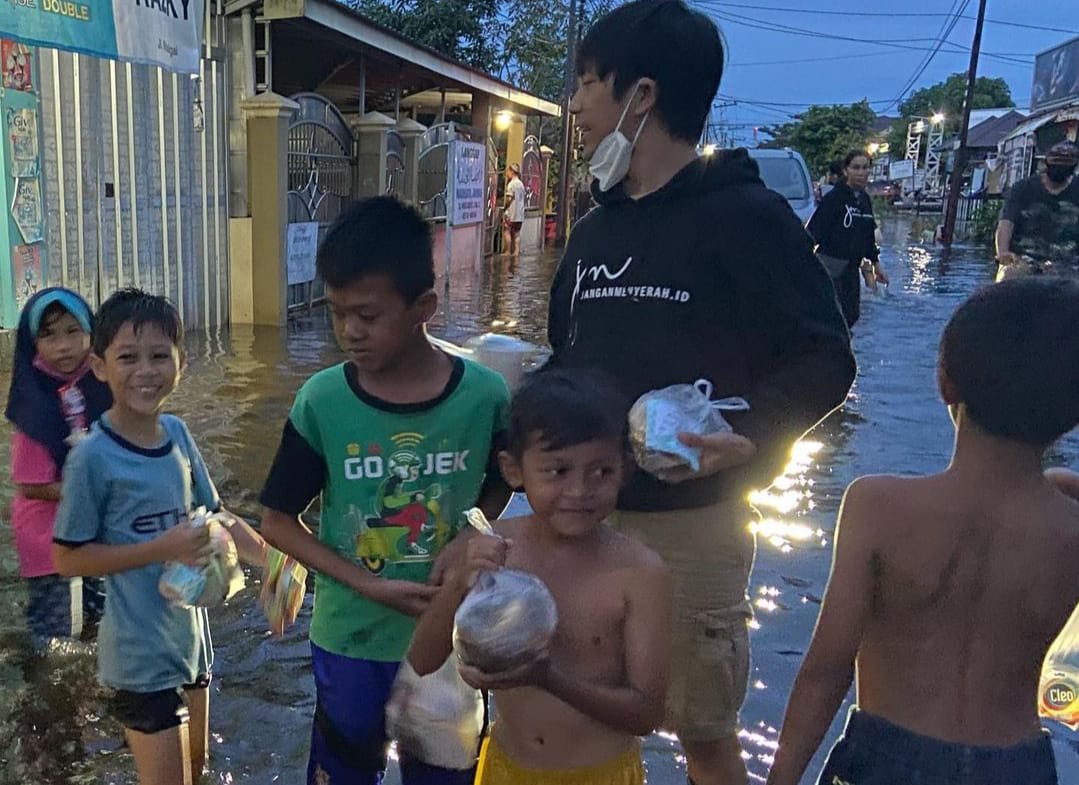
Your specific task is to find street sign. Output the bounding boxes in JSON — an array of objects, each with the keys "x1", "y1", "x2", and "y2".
[{"x1": 889, "y1": 159, "x2": 915, "y2": 180}]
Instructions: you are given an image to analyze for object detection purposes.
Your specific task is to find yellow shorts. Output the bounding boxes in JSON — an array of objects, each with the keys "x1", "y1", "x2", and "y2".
[
  {"x1": 474, "y1": 735, "x2": 644, "y2": 785},
  {"x1": 608, "y1": 499, "x2": 754, "y2": 742}
]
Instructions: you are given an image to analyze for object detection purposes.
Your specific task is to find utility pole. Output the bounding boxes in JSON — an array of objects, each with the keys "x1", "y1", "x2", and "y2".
[
  {"x1": 555, "y1": 0, "x2": 581, "y2": 246},
  {"x1": 941, "y1": 0, "x2": 987, "y2": 245}
]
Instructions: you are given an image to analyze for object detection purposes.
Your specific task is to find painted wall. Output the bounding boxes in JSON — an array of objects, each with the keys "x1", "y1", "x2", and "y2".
[{"x1": 0, "y1": 40, "x2": 46, "y2": 328}]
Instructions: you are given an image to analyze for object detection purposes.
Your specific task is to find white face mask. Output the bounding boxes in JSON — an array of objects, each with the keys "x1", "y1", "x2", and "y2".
[{"x1": 588, "y1": 82, "x2": 649, "y2": 192}]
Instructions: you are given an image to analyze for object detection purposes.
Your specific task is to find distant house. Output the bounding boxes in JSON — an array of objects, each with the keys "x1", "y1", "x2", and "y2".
[{"x1": 948, "y1": 110, "x2": 1027, "y2": 194}]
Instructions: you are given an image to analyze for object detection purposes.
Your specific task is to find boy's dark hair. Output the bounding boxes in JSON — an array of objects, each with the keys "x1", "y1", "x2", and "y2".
[
  {"x1": 507, "y1": 367, "x2": 629, "y2": 458},
  {"x1": 576, "y1": 0, "x2": 724, "y2": 145},
  {"x1": 941, "y1": 278, "x2": 1079, "y2": 446},
  {"x1": 317, "y1": 196, "x2": 434, "y2": 302},
  {"x1": 92, "y1": 288, "x2": 184, "y2": 357},
  {"x1": 844, "y1": 150, "x2": 870, "y2": 167}
]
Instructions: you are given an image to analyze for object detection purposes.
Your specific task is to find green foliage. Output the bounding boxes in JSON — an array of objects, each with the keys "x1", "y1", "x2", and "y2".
[
  {"x1": 886, "y1": 74, "x2": 1014, "y2": 159},
  {"x1": 761, "y1": 101, "x2": 876, "y2": 177},
  {"x1": 352, "y1": 0, "x2": 502, "y2": 71},
  {"x1": 351, "y1": 0, "x2": 615, "y2": 100},
  {"x1": 968, "y1": 199, "x2": 1003, "y2": 245}
]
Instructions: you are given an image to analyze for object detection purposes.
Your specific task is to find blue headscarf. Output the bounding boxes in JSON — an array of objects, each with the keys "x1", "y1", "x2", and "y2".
[{"x1": 5, "y1": 288, "x2": 112, "y2": 474}]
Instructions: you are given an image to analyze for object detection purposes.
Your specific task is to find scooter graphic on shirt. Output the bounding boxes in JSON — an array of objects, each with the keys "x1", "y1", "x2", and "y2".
[{"x1": 350, "y1": 451, "x2": 449, "y2": 574}]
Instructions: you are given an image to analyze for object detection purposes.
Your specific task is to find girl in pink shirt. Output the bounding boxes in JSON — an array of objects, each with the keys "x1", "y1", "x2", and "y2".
[{"x1": 5, "y1": 288, "x2": 111, "y2": 652}]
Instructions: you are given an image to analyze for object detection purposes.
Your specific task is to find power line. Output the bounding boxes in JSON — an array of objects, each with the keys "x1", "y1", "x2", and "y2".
[
  {"x1": 885, "y1": 0, "x2": 971, "y2": 112},
  {"x1": 729, "y1": 50, "x2": 906, "y2": 68},
  {"x1": 696, "y1": 1, "x2": 1079, "y2": 36},
  {"x1": 696, "y1": 4, "x2": 1033, "y2": 61}
]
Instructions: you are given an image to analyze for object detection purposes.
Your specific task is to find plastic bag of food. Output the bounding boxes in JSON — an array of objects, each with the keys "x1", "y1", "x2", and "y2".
[
  {"x1": 453, "y1": 568, "x2": 558, "y2": 674},
  {"x1": 159, "y1": 507, "x2": 246, "y2": 608},
  {"x1": 628, "y1": 379, "x2": 749, "y2": 477},
  {"x1": 385, "y1": 658, "x2": 484, "y2": 770},
  {"x1": 1040, "y1": 602, "x2": 1079, "y2": 731},
  {"x1": 261, "y1": 546, "x2": 308, "y2": 636}
]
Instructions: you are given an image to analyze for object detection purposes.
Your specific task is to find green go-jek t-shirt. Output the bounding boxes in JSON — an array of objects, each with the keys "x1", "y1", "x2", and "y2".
[{"x1": 260, "y1": 356, "x2": 509, "y2": 661}]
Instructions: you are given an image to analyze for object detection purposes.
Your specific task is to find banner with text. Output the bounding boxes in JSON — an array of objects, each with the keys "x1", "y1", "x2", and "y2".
[
  {"x1": 0, "y1": 0, "x2": 204, "y2": 73},
  {"x1": 450, "y1": 140, "x2": 486, "y2": 226}
]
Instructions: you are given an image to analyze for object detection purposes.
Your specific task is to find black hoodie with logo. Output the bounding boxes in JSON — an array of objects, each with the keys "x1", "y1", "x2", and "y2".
[
  {"x1": 806, "y1": 181, "x2": 880, "y2": 265},
  {"x1": 548, "y1": 150, "x2": 856, "y2": 512}
]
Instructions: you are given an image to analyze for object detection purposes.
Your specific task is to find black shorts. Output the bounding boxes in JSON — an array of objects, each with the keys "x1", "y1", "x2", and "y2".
[
  {"x1": 109, "y1": 673, "x2": 211, "y2": 735},
  {"x1": 508, "y1": 221, "x2": 523, "y2": 237}
]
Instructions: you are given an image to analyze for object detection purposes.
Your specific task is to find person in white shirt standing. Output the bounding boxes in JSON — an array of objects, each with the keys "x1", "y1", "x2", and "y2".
[{"x1": 504, "y1": 162, "x2": 527, "y2": 257}]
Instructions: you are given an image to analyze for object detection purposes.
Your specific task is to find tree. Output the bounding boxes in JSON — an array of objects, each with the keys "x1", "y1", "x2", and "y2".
[
  {"x1": 352, "y1": 0, "x2": 502, "y2": 71},
  {"x1": 886, "y1": 73, "x2": 1014, "y2": 157},
  {"x1": 761, "y1": 101, "x2": 876, "y2": 177}
]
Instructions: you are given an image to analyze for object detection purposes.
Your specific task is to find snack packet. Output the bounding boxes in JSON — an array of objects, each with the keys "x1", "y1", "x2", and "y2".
[
  {"x1": 261, "y1": 547, "x2": 308, "y2": 636},
  {"x1": 628, "y1": 379, "x2": 749, "y2": 476}
]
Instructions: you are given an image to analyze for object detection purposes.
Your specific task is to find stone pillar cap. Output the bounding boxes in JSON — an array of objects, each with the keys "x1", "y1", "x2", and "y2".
[
  {"x1": 396, "y1": 117, "x2": 428, "y2": 135},
  {"x1": 241, "y1": 91, "x2": 300, "y2": 120},
  {"x1": 350, "y1": 111, "x2": 397, "y2": 129}
]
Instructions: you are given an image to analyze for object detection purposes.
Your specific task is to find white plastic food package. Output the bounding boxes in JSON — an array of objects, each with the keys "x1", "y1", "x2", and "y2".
[
  {"x1": 386, "y1": 658, "x2": 484, "y2": 770},
  {"x1": 628, "y1": 379, "x2": 749, "y2": 477}
]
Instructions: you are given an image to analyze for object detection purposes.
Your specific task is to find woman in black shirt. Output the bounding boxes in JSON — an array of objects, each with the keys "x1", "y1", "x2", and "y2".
[{"x1": 807, "y1": 150, "x2": 889, "y2": 327}]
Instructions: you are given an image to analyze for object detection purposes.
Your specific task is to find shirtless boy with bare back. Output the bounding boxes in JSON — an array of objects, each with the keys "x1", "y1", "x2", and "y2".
[
  {"x1": 409, "y1": 368, "x2": 671, "y2": 785},
  {"x1": 768, "y1": 278, "x2": 1079, "y2": 785}
]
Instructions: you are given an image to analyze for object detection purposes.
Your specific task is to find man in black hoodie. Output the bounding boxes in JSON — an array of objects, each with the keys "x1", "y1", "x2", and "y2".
[{"x1": 546, "y1": 2, "x2": 856, "y2": 783}]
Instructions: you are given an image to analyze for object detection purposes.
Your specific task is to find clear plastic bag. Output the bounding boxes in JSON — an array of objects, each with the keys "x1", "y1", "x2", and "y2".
[
  {"x1": 385, "y1": 658, "x2": 484, "y2": 770},
  {"x1": 1040, "y1": 602, "x2": 1079, "y2": 731},
  {"x1": 159, "y1": 507, "x2": 246, "y2": 608},
  {"x1": 628, "y1": 379, "x2": 749, "y2": 476},
  {"x1": 453, "y1": 568, "x2": 558, "y2": 674}
]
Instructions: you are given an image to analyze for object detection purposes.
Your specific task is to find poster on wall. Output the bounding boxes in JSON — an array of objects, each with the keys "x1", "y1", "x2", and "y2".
[
  {"x1": 11, "y1": 177, "x2": 43, "y2": 243},
  {"x1": 0, "y1": 0, "x2": 204, "y2": 74},
  {"x1": 451, "y1": 141, "x2": 486, "y2": 226},
  {"x1": 2, "y1": 40, "x2": 32, "y2": 91},
  {"x1": 12, "y1": 243, "x2": 41, "y2": 312},
  {"x1": 7, "y1": 107, "x2": 39, "y2": 178},
  {"x1": 286, "y1": 221, "x2": 319, "y2": 285}
]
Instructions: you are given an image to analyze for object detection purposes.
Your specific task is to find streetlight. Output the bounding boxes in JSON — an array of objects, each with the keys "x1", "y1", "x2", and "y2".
[
  {"x1": 702, "y1": 144, "x2": 717, "y2": 157},
  {"x1": 495, "y1": 110, "x2": 513, "y2": 131},
  {"x1": 867, "y1": 142, "x2": 880, "y2": 155}
]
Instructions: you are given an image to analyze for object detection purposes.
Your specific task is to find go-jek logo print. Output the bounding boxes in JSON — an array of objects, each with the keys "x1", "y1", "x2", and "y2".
[
  {"x1": 343, "y1": 432, "x2": 469, "y2": 480},
  {"x1": 347, "y1": 432, "x2": 462, "y2": 569}
]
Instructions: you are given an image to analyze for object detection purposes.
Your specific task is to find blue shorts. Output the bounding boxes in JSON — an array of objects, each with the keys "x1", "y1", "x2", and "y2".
[
  {"x1": 818, "y1": 707, "x2": 1058, "y2": 785},
  {"x1": 26, "y1": 574, "x2": 105, "y2": 650},
  {"x1": 308, "y1": 643, "x2": 478, "y2": 785}
]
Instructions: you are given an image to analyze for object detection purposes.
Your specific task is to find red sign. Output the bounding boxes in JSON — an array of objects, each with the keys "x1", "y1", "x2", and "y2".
[{"x1": 2, "y1": 40, "x2": 32, "y2": 91}]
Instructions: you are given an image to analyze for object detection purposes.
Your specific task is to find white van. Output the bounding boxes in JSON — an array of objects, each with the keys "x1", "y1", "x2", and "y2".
[{"x1": 747, "y1": 148, "x2": 816, "y2": 225}]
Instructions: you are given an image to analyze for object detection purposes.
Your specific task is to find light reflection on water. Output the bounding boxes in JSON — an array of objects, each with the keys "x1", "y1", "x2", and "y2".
[{"x1": 0, "y1": 222, "x2": 1076, "y2": 784}]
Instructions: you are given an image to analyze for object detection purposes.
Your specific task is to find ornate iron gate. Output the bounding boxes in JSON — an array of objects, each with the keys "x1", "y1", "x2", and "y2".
[{"x1": 287, "y1": 92, "x2": 354, "y2": 310}]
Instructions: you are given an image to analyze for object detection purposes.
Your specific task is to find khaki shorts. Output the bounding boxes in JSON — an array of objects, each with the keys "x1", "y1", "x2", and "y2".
[{"x1": 608, "y1": 499, "x2": 755, "y2": 742}]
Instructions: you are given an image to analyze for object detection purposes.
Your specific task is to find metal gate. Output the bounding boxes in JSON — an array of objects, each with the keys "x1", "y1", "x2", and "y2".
[
  {"x1": 287, "y1": 93, "x2": 354, "y2": 310},
  {"x1": 385, "y1": 130, "x2": 405, "y2": 197},
  {"x1": 36, "y1": 15, "x2": 230, "y2": 330}
]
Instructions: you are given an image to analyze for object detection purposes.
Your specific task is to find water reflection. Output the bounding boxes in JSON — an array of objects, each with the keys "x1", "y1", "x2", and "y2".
[{"x1": 0, "y1": 228, "x2": 1076, "y2": 784}]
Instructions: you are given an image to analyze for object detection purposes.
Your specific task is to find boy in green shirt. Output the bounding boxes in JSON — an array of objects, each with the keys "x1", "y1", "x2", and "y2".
[{"x1": 259, "y1": 197, "x2": 511, "y2": 785}]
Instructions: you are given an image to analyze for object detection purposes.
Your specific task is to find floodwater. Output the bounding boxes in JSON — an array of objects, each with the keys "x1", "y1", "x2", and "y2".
[{"x1": 0, "y1": 217, "x2": 1076, "y2": 785}]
